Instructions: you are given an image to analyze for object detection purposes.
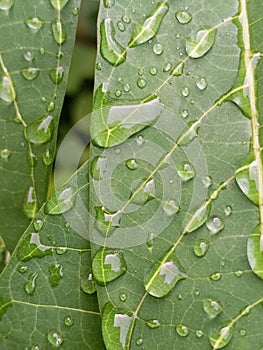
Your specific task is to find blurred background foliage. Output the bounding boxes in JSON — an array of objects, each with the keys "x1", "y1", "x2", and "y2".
[{"x1": 53, "y1": 0, "x2": 99, "y2": 189}]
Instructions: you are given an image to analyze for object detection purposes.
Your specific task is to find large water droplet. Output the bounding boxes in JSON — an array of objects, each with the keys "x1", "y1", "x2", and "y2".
[
  {"x1": 100, "y1": 18, "x2": 126, "y2": 66},
  {"x1": 247, "y1": 228, "x2": 263, "y2": 280},
  {"x1": 0, "y1": 0, "x2": 14, "y2": 10},
  {"x1": 206, "y1": 216, "x2": 224, "y2": 234},
  {"x1": 52, "y1": 19, "x2": 66, "y2": 45},
  {"x1": 196, "y1": 76, "x2": 208, "y2": 90},
  {"x1": 153, "y1": 43, "x2": 163, "y2": 55},
  {"x1": 129, "y1": 2, "x2": 169, "y2": 47},
  {"x1": 90, "y1": 156, "x2": 107, "y2": 180},
  {"x1": 24, "y1": 115, "x2": 53, "y2": 144},
  {"x1": 92, "y1": 248, "x2": 127, "y2": 284},
  {"x1": 194, "y1": 239, "x2": 209, "y2": 257},
  {"x1": 144, "y1": 250, "x2": 187, "y2": 298},
  {"x1": 103, "y1": 0, "x2": 115, "y2": 8},
  {"x1": 25, "y1": 17, "x2": 44, "y2": 31},
  {"x1": 177, "y1": 161, "x2": 195, "y2": 182},
  {"x1": 162, "y1": 199, "x2": 179, "y2": 216},
  {"x1": 17, "y1": 232, "x2": 52, "y2": 261},
  {"x1": 130, "y1": 178, "x2": 155, "y2": 205},
  {"x1": 24, "y1": 272, "x2": 38, "y2": 296},
  {"x1": 203, "y1": 299, "x2": 222, "y2": 319},
  {"x1": 176, "y1": 324, "x2": 190, "y2": 337},
  {"x1": 18, "y1": 265, "x2": 28, "y2": 274},
  {"x1": 235, "y1": 160, "x2": 259, "y2": 205},
  {"x1": 0, "y1": 75, "x2": 15, "y2": 103},
  {"x1": 146, "y1": 319, "x2": 161, "y2": 329},
  {"x1": 186, "y1": 26, "x2": 217, "y2": 58},
  {"x1": 210, "y1": 325, "x2": 233, "y2": 349},
  {"x1": 95, "y1": 206, "x2": 121, "y2": 236},
  {"x1": 21, "y1": 67, "x2": 40, "y2": 81},
  {"x1": 49, "y1": 66, "x2": 64, "y2": 84},
  {"x1": 50, "y1": 0, "x2": 69, "y2": 10},
  {"x1": 81, "y1": 273, "x2": 96, "y2": 295},
  {"x1": 45, "y1": 187, "x2": 76, "y2": 215},
  {"x1": 102, "y1": 302, "x2": 134, "y2": 350},
  {"x1": 23, "y1": 186, "x2": 37, "y2": 219},
  {"x1": 183, "y1": 201, "x2": 211, "y2": 234},
  {"x1": 126, "y1": 158, "x2": 138, "y2": 170},
  {"x1": 171, "y1": 61, "x2": 184, "y2": 76},
  {"x1": 47, "y1": 331, "x2": 63, "y2": 348},
  {"x1": 175, "y1": 11, "x2": 192, "y2": 24},
  {"x1": 49, "y1": 263, "x2": 63, "y2": 287}
]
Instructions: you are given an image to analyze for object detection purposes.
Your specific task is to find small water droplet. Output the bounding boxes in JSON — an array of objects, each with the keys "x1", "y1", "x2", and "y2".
[
  {"x1": 115, "y1": 89, "x2": 122, "y2": 97},
  {"x1": 23, "y1": 186, "x2": 37, "y2": 219},
  {"x1": 196, "y1": 330, "x2": 204, "y2": 338},
  {"x1": 103, "y1": 0, "x2": 115, "y2": 8},
  {"x1": 206, "y1": 216, "x2": 224, "y2": 234},
  {"x1": 122, "y1": 15, "x2": 130, "y2": 24},
  {"x1": 163, "y1": 62, "x2": 172, "y2": 72},
  {"x1": 117, "y1": 20, "x2": 125, "y2": 32},
  {"x1": 95, "y1": 206, "x2": 121, "y2": 236},
  {"x1": 100, "y1": 18, "x2": 126, "y2": 66},
  {"x1": 96, "y1": 62, "x2": 102, "y2": 70},
  {"x1": 181, "y1": 86, "x2": 189, "y2": 97},
  {"x1": 183, "y1": 201, "x2": 211, "y2": 234},
  {"x1": 21, "y1": 67, "x2": 40, "y2": 81},
  {"x1": 181, "y1": 109, "x2": 189, "y2": 118},
  {"x1": 162, "y1": 199, "x2": 179, "y2": 216},
  {"x1": 43, "y1": 149, "x2": 54, "y2": 166},
  {"x1": 0, "y1": 75, "x2": 15, "y2": 103},
  {"x1": 129, "y1": 2, "x2": 169, "y2": 47},
  {"x1": 25, "y1": 17, "x2": 44, "y2": 31},
  {"x1": 123, "y1": 83, "x2": 130, "y2": 92},
  {"x1": 52, "y1": 19, "x2": 66, "y2": 45},
  {"x1": 177, "y1": 161, "x2": 195, "y2": 181},
  {"x1": 23, "y1": 51, "x2": 34, "y2": 62},
  {"x1": 56, "y1": 247, "x2": 67, "y2": 255},
  {"x1": 170, "y1": 61, "x2": 184, "y2": 76},
  {"x1": 64, "y1": 316, "x2": 74, "y2": 327},
  {"x1": 176, "y1": 324, "x2": 190, "y2": 337},
  {"x1": 130, "y1": 178, "x2": 155, "y2": 205},
  {"x1": 202, "y1": 176, "x2": 213, "y2": 188},
  {"x1": 136, "y1": 338, "x2": 143, "y2": 346},
  {"x1": 186, "y1": 26, "x2": 217, "y2": 58},
  {"x1": 210, "y1": 325, "x2": 233, "y2": 349},
  {"x1": 119, "y1": 293, "x2": 127, "y2": 302},
  {"x1": 81, "y1": 273, "x2": 96, "y2": 295},
  {"x1": 47, "y1": 331, "x2": 63, "y2": 348},
  {"x1": 50, "y1": 0, "x2": 69, "y2": 10},
  {"x1": 194, "y1": 239, "x2": 209, "y2": 257},
  {"x1": 39, "y1": 47, "x2": 46, "y2": 55},
  {"x1": 126, "y1": 158, "x2": 138, "y2": 170},
  {"x1": 146, "y1": 319, "x2": 161, "y2": 329},
  {"x1": 203, "y1": 299, "x2": 222, "y2": 319},
  {"x1": 137, "y1": 78, "x2": 147, "y2": 89},
  {"x1": 196, "y1": 77, "x2": 208, "y2": 90},
  {"x1": 18, "y1": 265, "x2": 28, "y2": 274},
  {"x1": 92, "y1": 248, "x2": 127, "y2": 284},
  {"x1": 175, "y1": 11, "x2": 192, "y2": 24},
  {"x1": 150, "y1": 66, "x2": 158, "y2": 75},
  {"x1": 24, "y1": 115, "x2": 53, "y2": 144},
  {"x1": 49, "y1": 66, "x2": 64, "y2": 84},
  {"x1": 0, "y1": 0, "x2": 14, "y2": 10},
  {"x1": 45, "y1": 187, "x2": 76, "y2": 215},
  {"x1": 138, "y1": 68, "x2": 144, "y2": 76},
  {"x1": 33, "y1": 219, "x2": 43, "y2": 232},
  {"x1": 224, "y1": 205, "x2": 232, "y2": 216},
  {"x1": 240, "y1": 329, "x2": 246, "y2": 336},
  {"x1": 136, "y1": 135, "x2": 145, "y2": 146},
  {"x1": 234, "y1": 270, "x2": 243, "y2": 277},
  {"x1": 49, "y1": 263, "x2": 63, "y2": 287},
  {"x1": 47, "y1": 101, "x2": 55, "y2": 112},
  {"x1": 1, "y1": 148, "x2": 11, "y2": 159},
  {"x1": 153, "y1": 43, "x2": 164, "y2": 55},
  {"x1": 209, "y1": 272, "x2": 222, "y2": 281},
  {"x1": 24, "y1": 272, "x2": 38, "y2": 296},
  {"x1": 72, "y1": 7, "x2": 79, "y2": 15}
]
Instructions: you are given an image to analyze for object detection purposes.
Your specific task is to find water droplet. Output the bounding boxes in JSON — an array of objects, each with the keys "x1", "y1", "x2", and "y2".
[
  {"x1": 23, "y1": 186, "x2": 37, "y2": 219},
  {"x1": 234, "y1": 270, "x2": 243, "y2": 277},
  {"x1": 181, "y1": 109, "x2": 189, "y2": 118},
  {"x1": 100, "y1": 18, "x2": 126, "y2": 66},
  {"x1": 130, "y1": 178, "x2": 156, "y2": 205},
  {"x1": 49, "y1": 66, "x2": 64, "y2": 84},
  {"x1": 23, "y1": 51, "x2": 34, "y2": 62},
  {"x1": 117, "y1": 20, "x2": 125, "y2": 32},
  {"x1": 1, "y1": 148, "x2": 11, "y2": 159},
  {"x1": 162, "y1": 199, "x2": 179, "y2": 216},
  {"x1": 146, "y1": 319, "x2": 161, "y2": 329},
  {"x1": 0, "y1": 0, "x2": 14, "y2": 10},
  {"x1": 175, "y1": 11, "x2": 192, "y2": 24},
  {"x1": 144, "y1": 250, "x2": 187, "y2": 298},
  {"x1": 183, "y1": 201, "x2": 211, "y2": 234},
  {"x1": 45, "y1": 187, "x2": 76, "y2": 215},
  {"x1": 129, "y1": 2, "x2": 169, "y2": 47},
  {"x1": 177, "y1": 161, "x2": 195, "y2": 182},
  {"x1": 0, "y1": 75, "x2": 15, "y2": 103},
  {"x1": 21, "y1": 67, "x2": 40, "y2": 81},
  {"x1": 136, "y1": 135, "x2": 145, "y2": 146},
  {"x1": 170, "y1": 61, "x2": 184, "y2": 76},
  {"x1": 176, "y1": 324, "x2": 190, "y2": 337},
  {"x1": 39, "y1": 47, "x2": 46, "y2": 55},
  {"x1": 50, "y1": 0, "x2": 69, "y2": 10},
  {"x1": 51, "y1": 19, "x2": 66, "y2": 45},
  {"x1": 43, "y1": 149, "x2": 54, "y2": 166},
  {"x1": 81, "y1": 273, "x2": 96, "y2": 295},
  {"x1": 202, "y1": 176, "x2": 213, "y2": 188},
  {"x1": 90, "y1": 156, "x2": 107, "y2": 181},
  {"x1": 137, "y1": 78, "x2": 147, "y2": 89},
  {"x1": 115, "y1": 89, "x2": 122, "y2": 97},
  {"x1": 47, "y1": 331, "x2": 63, "y2": 348},
  {"x1": 181, "y1": 86, "x2": 189, "y2": 97},
  {"x1": 126, "y1": 159, "x2": 138, "y2": 170},
  {"x1": 49, "y1": 263, "x2": 63, "y2": 287},
  {"x1": 56, "y1": 247, "x2": 67, "y2": 255},
  {"x1": 210, "y1": 325, "x2": 233, "y2": 349},
  {"x1": 240, "y1": 329, "x2": 246, "y2": 336},
  {"x1": 119, "y1": 293, "x2": 127, "y2": 302},
  {"x1": 224, "y1": 205, "x2": 232, "y2": 216},
  {"x1": 72, "y1": 7, "x2": 79, "y2": 15},
  {"x1": 24, "y1": 115, "x2": 53, "y2": 144},
  {"x1": 186, "y1": 26, "x2": 217, "y2": 58},
  {"x1": 47, "y1": 101, "x2": 55, "y2": 112},
  {"x1": 24, "y1": 272, "x2": 38, "y2": 296},
  {"x1": 206, "y1": 216, "x2": 224, "y2": 234},
  {"x1": 235, "y1": 160, "x2": 258, "y2": 205},
  {"x1": 136, "y1": 338, "x2": 143, "y2": 346},
  {"x1": 122, "y1": 15, "x2": 130, "y2": 23},
  {"x1": 203, "y1": 299, "x2": 222, "y2": 319},
  {"x1": 33, "y1": 219, "x2": 43, "y2": 232},
  {"x1": 103, "y1": 0, "x2": 115, "y2": 8},
  {"x1": 123, "y1": 83, "x2": 130, "y2": 92},
  {"x1": 18, "y1": 265, "x2": 28, "y2": 274},
  {"x1": 64, "y1": 316, "x2": 73, "y2": 327},
  {"x1": 209, "y1": 272, "x2": 222, "y2": 281},
  {"x1": 95, "y1": 206, "x2": 121, "y2": 236},
  {"x1": 96, "y1": 62, "x2": 102, "y2": 70},
  {"x1": 92, "y1": 248, "x2": 127, "y2": 284},
  {"x1": 25, "y1": 17, "x2": 44, "y2": 31},
  {"x1": 150, "y1": 66, "x2": 158, "y2": 75},
  {"x1": 196, "y1": 77, "x2": 208, "y2": 90},
  {"x1": 163, "y1": 62, "x2": 172, "y2": 72},
  {"x1": 17, "y1": 232, "x2": 52, "y2": 261},
  {"x1": 247, "y1": 228, "x2": 263, "y2": 280},
  {"x1": 196, "y1": 330, "x2": 204, "y2": 338},
  {"x1": 194, "y1": 239, "x2": 209, "y2": 257},
  {"x1": 153, "y1": 43, "x2": 163, "y2": 55}
]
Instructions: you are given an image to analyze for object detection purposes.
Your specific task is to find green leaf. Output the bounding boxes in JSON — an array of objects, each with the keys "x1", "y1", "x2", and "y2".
[
  {"x1": 0, "y1": 162, "x2": 105, "y2": 349},
  {"x1": 91, "y1": 0, "x2": 263, "y2": 349},
  {"x1": 0, "y1": 0, "x2": 79, "y2": 252}
]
